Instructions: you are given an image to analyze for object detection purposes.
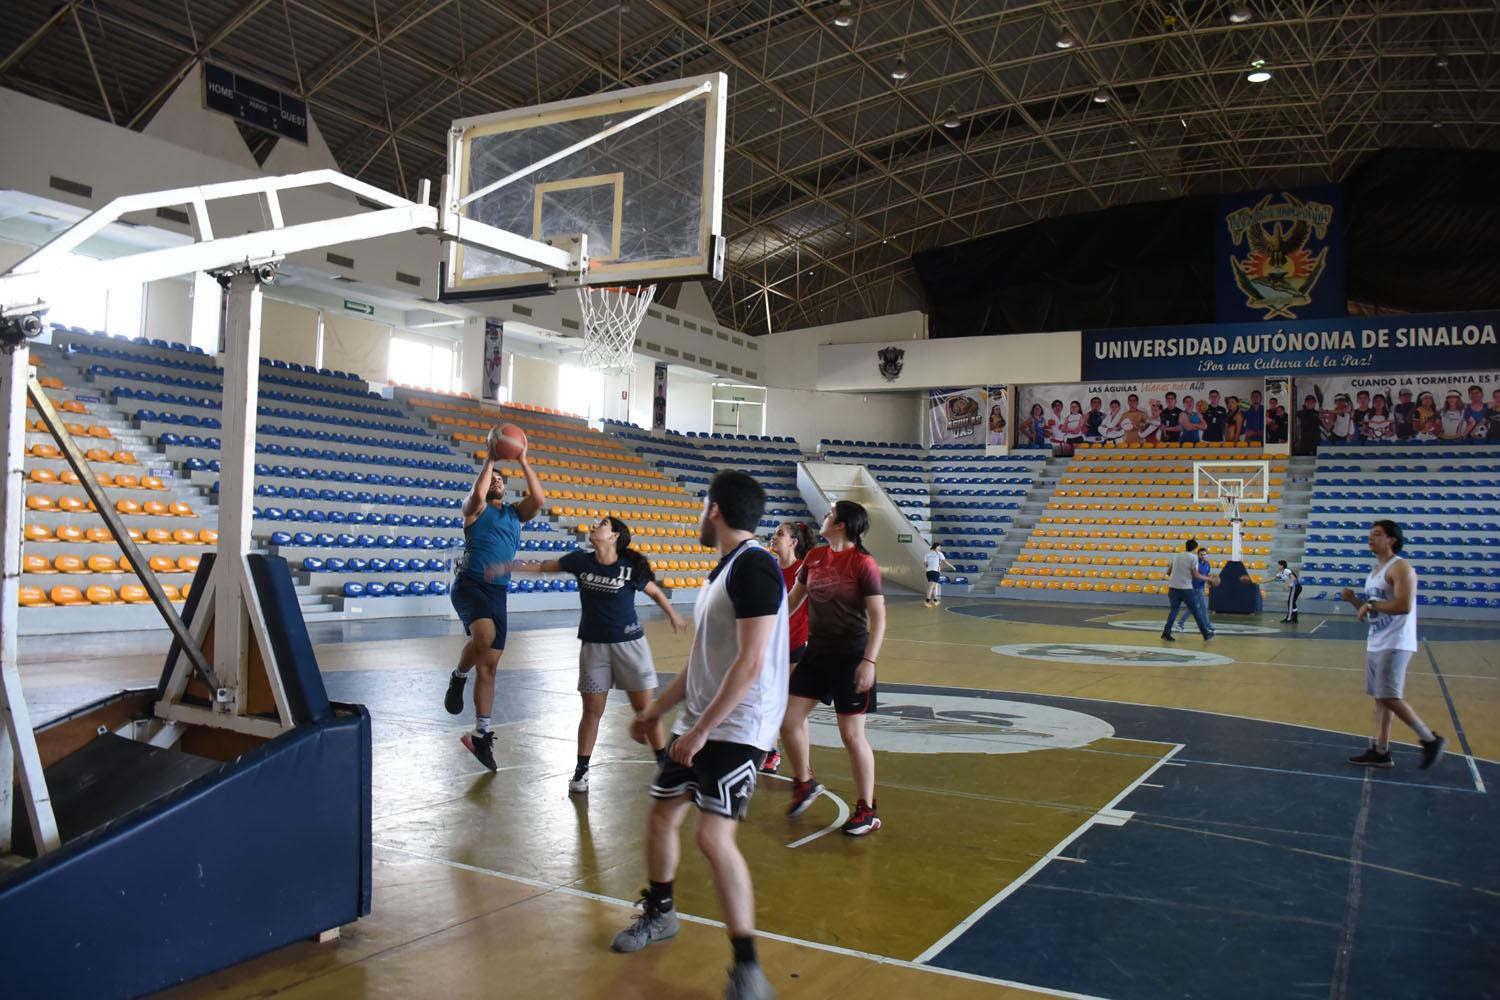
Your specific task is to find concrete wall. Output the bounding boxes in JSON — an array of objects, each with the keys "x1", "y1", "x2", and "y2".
[{"x1": 817, "y1": 330, "x2": 1082, "y2": 392}]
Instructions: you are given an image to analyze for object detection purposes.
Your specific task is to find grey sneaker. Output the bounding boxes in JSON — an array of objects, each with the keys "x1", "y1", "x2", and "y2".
[
  {"x1": 610, "y1": 895, "x2": 680, "y2": 953},
  {"x1": 725, "y1": 961, "x2": 774, "y2": 999}
]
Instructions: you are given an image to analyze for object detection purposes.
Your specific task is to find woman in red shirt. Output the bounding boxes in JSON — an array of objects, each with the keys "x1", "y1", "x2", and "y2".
[
  {"x1": 762, "y1": 521, "x2": 816, "y2": 774},
  {"x1": 781, "y1": 501, "x2": 887, "y2": 836}
]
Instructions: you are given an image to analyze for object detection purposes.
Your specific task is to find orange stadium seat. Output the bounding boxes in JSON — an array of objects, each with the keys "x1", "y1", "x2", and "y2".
[
  {"x1": 19, "y1": 586, "x2": 52, "y2": 607},
  {"x1": 119, "y1": 584, "x2": 151, "y2": 604},
  {"x1": 85, "y1": 585, "x2": 119, "y2": 605}
]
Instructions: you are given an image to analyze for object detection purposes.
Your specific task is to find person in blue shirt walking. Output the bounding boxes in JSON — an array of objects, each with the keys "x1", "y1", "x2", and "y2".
[
  {"x1": 1178, "y1": 546, "x2": 1216, "y2": 632},
  {"x1": 443, "y1": 443, "x2": 545, "y2": 771},
  {"x1": 514, "y1": 516, "x2": 686, "y2": 794}
]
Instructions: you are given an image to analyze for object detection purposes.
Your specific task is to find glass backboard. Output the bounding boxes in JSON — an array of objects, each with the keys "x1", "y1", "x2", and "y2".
[{"x1": 442, "y1": 73, "x2": 727, "y2": 299}]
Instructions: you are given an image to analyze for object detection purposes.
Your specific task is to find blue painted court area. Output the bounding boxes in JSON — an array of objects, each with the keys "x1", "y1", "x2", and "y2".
[{"x1": 906, "y1": 684, "x2": 1499, "y2": 1000}]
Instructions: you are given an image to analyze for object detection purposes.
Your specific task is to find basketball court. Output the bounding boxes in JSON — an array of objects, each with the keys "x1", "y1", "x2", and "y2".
[{"x1": 1, "y1": 6, "x2": 1497, "y2": 999}]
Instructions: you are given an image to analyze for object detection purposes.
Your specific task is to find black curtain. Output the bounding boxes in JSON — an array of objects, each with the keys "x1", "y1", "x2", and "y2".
[{"x1": 915, "y1": 148, "x2": 1500, "y2": 338}]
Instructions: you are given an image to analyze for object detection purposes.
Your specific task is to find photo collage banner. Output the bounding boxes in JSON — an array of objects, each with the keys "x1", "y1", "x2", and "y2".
[
  {"x1": 1015, "y1": 378, "x2": 1276, "y2": 456},
  {"x1": 1290, "y1": 369, "x2": 1500, "y2": 454}
]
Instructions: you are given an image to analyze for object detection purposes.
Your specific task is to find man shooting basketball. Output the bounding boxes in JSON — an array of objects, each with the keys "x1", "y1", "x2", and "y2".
[{"x1": 443, "y1": 432, "x2": 545, "y2": 770}]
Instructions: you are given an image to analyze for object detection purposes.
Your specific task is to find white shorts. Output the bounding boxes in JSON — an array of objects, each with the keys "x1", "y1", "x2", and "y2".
[
  {"x1": 1365, "y1": 649, "x2": 1413, "y2": 699},
  {"x1": 578, "y1": 638, "x2": 658, "y2": 694}
]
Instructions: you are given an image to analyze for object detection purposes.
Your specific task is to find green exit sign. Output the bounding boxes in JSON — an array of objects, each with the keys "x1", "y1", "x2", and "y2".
[
  {"x1": 897, "y1": 533, "x2": 913, "y2": 544},
  {"x1": 343, "y1": 299, "x2": 374, "y2": 316}
]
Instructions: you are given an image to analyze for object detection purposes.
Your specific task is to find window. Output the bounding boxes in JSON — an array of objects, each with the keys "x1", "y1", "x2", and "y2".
[
  {"x1": 45, "y1": 252, "x2": 142, "y2": 339},
  {"x1": 389, "y1": 333, "x2": 458, "y2": 393}
]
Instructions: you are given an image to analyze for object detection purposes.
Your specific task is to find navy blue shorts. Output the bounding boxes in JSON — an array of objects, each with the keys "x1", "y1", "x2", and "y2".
[{"x1": 450, "y1": 575, "x2": 508, "y2": 650}]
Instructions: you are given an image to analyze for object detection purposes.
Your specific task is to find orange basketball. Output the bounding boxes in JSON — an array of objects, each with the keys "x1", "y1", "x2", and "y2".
[{"x1": 487, "y1": 423, "x2": 527, "y2": 461}]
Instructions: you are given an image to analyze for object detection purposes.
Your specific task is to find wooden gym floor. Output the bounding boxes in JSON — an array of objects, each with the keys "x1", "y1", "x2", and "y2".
[{"x1": 19, "y1": 596, "x2": 1500, "y2": 999}]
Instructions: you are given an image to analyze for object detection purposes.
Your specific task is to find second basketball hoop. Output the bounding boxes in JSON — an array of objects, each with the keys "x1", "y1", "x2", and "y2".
[{"x1": 577, "y1": 284, "x2": 655, "y2": 373}]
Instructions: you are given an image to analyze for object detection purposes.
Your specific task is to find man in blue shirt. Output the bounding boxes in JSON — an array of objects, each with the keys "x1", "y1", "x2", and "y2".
[{"x1": 443, "y1": 440, "x2": 544, "y2": 770}]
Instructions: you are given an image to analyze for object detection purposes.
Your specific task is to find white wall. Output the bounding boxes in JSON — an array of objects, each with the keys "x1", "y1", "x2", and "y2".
[
  {"x1": 766, "y1": 388, "x2": 923, "y2": 448},
  {"x1": 666, "y1": 374, "x2": 713, "y2": 433},
  {"x1": 817, "y1": 329, "x2": 1082, "y2": 392},
  {"x1": 259, "y1": 297, "x2": 320, "y2": 367},
  {"x1": 322, "y1": 314, "x2": 390, "y2": 382},
  {"x1": 143, "y1": 277, "x2": 191, "y2": 340},
  {"x1": 510, "y1": 354, "x2": 561, "y2": 408},
  {"x1": 762, "y1": 311, "x2": 927, "y2": 391}
]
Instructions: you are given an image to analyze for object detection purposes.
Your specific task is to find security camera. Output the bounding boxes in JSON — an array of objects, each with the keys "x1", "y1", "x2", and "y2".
[{"x1": 0, "y1": 312, "x2": 44, "y2": 351}]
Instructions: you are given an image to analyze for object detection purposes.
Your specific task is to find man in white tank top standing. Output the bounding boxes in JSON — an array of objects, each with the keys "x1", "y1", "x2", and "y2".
[
  {"x1": 1340, "y1": 520, "x2": 1446, "y2": 770},
  {"x1": 611, "y1": 470, "x2": 789, "y2": 1000}
]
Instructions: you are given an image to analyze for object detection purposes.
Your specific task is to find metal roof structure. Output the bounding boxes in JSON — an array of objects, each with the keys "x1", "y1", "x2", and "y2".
[{"x1": 4, "y1": 1, "x2": 1497, "y2": 335}]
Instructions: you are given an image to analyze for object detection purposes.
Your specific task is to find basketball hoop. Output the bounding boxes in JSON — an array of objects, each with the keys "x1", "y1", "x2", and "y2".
[
  {"x1": 577, "y1": 284, "x2": 655, "y2": 373},
  {"x1": 1218, "y1": 484, "x2": 1243, "y2": 524}
]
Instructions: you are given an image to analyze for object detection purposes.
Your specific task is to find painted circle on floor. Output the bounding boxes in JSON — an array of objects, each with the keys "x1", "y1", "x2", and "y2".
[
  {"x1": 808, "y1": 692, "x2": 1113, "y2": 755},
  {"x1": 990, "y1": 642, "x2": 1233, "y2": 667},
  {"x1": 1107, "y1": 619, "x2": 1281, "y2": 635}
]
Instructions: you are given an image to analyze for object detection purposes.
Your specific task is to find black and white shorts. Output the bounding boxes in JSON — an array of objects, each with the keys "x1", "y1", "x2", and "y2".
[{"x1": 650, "y1": 737, "x2": 766, "y2": 820}]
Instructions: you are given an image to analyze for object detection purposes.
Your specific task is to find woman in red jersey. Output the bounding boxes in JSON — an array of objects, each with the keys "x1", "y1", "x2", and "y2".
[
  {"x1": 762, "y1": 521, "x2": 817, "y2": 773},
  {"x1": 780, "y1": 501, "x2": 887, "y2": 836}
]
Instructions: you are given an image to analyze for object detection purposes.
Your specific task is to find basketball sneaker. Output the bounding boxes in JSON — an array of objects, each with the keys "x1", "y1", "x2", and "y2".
[
  {"x1": 725, "y1": 961, "x2": 774, "y2": 999},
  {"x1": 760, "y1": 749, "x2": 781, "y2": 774},
  {"x1": 460, "y1": 729, "x2": 497, "y2": 771},
  {"x1": 842, "y1": 799, "x2": 881, "y2": 836},
  {"x1": 1419, "y1": 734, "x2": 1447, "y2": 770},
  {"x1": 1348, "y1": 747, "x2": 1393, "y2": 768},
  {"x1": 444, "y1": 670, "x2": 468, "y2": 715},
  {"x1": 569, "y1": 766, "x2": 589, "y2": 794},
  {"x1": 611, "y1": 893, "x2": 680, "y2": 952},
  {"x1": 786, "y1": 778, "x2": 824, "y2": 818}
]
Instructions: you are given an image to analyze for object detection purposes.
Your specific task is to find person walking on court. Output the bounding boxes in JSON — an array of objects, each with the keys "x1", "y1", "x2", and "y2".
[
  {"x1": 1341, "y1": 520, "x2": 1446, "y2": 770},
  {"x1": 762, "y1": 520, "x2": 817, "y2": 774},
  {"x1": 610, "y1": 470, "x2": 787, "y2": 1000},
  {"x1": 1178, "y1": 545, "x2": 1214, "y2": 633},
  {"x1": 924, "y1": 540, "x2": 955, "y2": 607},
  {"x1": 443, "y1": 442, "x2": 545, "y2": 771},
  {"x1": 1274, "y1": 559, "x2": 1303, "y2": 623},
  {"x1": 1162, "y1": 539, "x2": 1215, "y2": 641},
  {"x1": 510, "y1": 516, "x2": 685, "y2": 793},
  {"x1": 780, "y1": 501, "x2": 888, "y2": 835}
]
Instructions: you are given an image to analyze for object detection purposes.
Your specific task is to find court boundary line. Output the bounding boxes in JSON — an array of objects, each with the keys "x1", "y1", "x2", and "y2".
[
  {"x1": 1422, "y1": 639, "x2": 1486, "y2": 793},
  {"x1": 876, "y1": 680, "x2": 1500, "y2": 768},
  {"x1": 1329, "y1": 773, "x2": 1373, "y2": 1000},
  {"x1": 910, "y1": 742, "x2": 1185, "y2": 965},
  {"x1": 373, "y1": 843, "x2": 1111, "y2": 1000}
]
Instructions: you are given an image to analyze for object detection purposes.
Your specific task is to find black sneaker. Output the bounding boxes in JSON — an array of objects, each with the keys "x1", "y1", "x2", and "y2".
[
  {"x1": 461, "y1": 729, "x2": 498, "y2": 771},
  {"x1": 1160, "y1": 631, "x2": 1176, "y2": 642},
  {"x1": 1419, "y1": 734, "x2": 1447, "y2": 770},
  {"x1": 786, "y1": 778, "x2": 824, "y2": 818},
  {"x1": 1348, "y1": 747, "x2": 1393, "y2": 768},
  {"x1": 444, "y1": 671, "x2": 468, "y2": 715}
]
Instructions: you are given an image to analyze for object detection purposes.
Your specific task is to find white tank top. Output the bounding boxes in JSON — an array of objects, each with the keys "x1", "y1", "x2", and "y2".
[
  {"x1": 1364, "y1": 556, "x2": 1418, "y2": 652},
  {"x1": 676, "y1": 540, "x2": 789, "y2": 749}
]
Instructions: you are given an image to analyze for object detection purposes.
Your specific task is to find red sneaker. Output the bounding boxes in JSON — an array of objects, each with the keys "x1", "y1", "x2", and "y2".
[
  {"x1": 842, "y1": 799, "x2": 881, "y2": 836},
  {"x1": 786, "y1": 778, "x2": 824, "y2": 818},
  {"x1": 760, "y1": 749, "x2": 781, "y2": 774}
]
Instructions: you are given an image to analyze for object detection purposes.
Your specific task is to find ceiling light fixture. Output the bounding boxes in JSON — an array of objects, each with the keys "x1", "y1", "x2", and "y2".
[
  {"x1": 1092, "y1": 88, "x2": 1111, "y2": 104},
  {"x1": 1435, "y1": 53, "x2": 1449, "y2": 68},
  {"x1": 832, "y1": 1, "x2": 854, "y2": 27},
  {"x1": 941, "y1": 107, "x2": 961, "y2": 128},
  {"x1": 1055, "y1": 30, "x2": 1077, "y2": 50},
  {"x1": 890, "y1": 55, "x2": 910, "y2": 80},
  {"x1": 1228, "y1": 6, "x2": 1251, "y2": 24},
  {"x1": 1246, "y1": 58, "x2": 1272, "y2": 83}
]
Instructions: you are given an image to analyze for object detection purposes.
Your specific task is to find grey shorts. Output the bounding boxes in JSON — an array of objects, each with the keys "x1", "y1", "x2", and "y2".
[
  {"x1": 578, "y1": 638, "x2": 658, "y2": 694},
  {"x1": 1365, "y1": 649, "x2": 1413, "y2": 699}
]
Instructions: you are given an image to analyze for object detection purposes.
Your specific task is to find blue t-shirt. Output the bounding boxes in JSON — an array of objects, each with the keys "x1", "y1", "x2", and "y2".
[
  {"x1": 458, "y1": 503, "x2": 521, "y2": 583},
  {"x1": 559, "y1": 549, "x2": 651, "y2": 643},
  {"x1": 1192, "y1": 555, "x2": 1211, "y2": 591}
]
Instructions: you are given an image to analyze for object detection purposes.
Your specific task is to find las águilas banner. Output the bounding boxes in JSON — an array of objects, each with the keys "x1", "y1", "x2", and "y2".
[
  {"x1": 1016, "y1": 378, "x2": 1264, "y2": 456},
  {"x1": 1290, "y1": 370, "x2": 1500, "y2": 455},
  {"x1": 928, "y1": 388, "x2": 986, "y2": 445},
  {"x1": 1082, "y1": 309, "x2": 1499, "y2": 380}
]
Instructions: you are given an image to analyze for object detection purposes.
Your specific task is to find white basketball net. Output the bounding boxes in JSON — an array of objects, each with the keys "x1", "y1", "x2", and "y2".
[
  {"x1": 1219, "y1": 485, "x2": 1242, "y2": 523},
  {"x1": 577, "y1": 284, "x2": 656, "y2": 373}
]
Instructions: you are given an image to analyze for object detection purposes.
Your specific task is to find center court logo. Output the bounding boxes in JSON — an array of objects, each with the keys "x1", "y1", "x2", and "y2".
[
  {"x1": 1106, "y1": 619, "x2": 1279, "y2": 636},
  {"x1": 807, "y1": 692, "x2": 1113, "y2": 755},
  {"x1": 990, "y1": 642, "x2": 1232, "y2": 667}
]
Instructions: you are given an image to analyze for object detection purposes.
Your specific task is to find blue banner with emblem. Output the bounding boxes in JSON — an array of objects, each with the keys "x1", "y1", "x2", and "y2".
[
  {"x1": 1217, "y1": 185, "x2": 1344, "y2": 323},
  {"x1": 1082, "y1": 310, "x2": 1500, "y2": 381}
]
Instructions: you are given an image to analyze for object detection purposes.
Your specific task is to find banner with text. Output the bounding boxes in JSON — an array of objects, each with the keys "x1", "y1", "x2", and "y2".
[
  {"x1": 1290, "y1": 370, "x2": 1500, "y2": 455},
  {"x1": 483, "y1": 319, "x2": 504, "y2": 401},
  {"x1": 985, "y1": 385, "x2": 1009, "y2": 453},
  {"x1": 1017, "y1": 378, "x2": 1265, "y2": 456},
  {"x1": 1216, "y1": 184, "x2": 1345, "y2": 323},
  {"x1": 928, "y1": 387, "x2": 986, "y2": 446},
  {"x1": 1083, "y1": 310, "x2": 1499, "y2": 381}
]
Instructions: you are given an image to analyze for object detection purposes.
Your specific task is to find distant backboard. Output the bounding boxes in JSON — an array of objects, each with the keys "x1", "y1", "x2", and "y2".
[{"x1": 442, "y1": 72, "x2": 727, "y2": 299}]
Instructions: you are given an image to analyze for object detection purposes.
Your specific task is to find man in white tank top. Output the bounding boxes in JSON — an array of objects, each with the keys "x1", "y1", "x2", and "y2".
[
  {"x1": 1339, "y1": 519, "x2": 1446, "y2": 770},
  {"x1": 611, "y1": 470, "x2": 788, "y2": 1000}
]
